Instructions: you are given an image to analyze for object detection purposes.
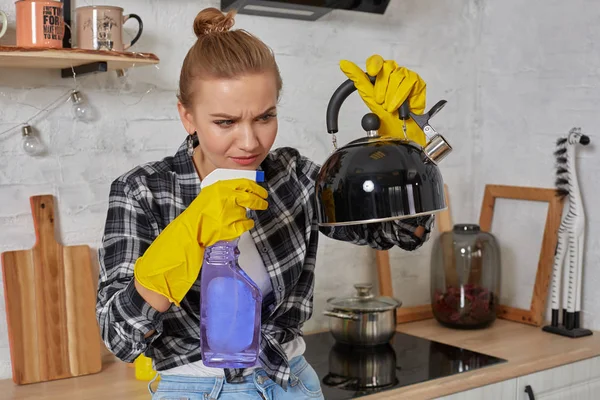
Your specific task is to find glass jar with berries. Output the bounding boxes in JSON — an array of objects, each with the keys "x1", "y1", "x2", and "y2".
[{"x1": 430, "y1": 224, "x2": 501, "y2": 329}]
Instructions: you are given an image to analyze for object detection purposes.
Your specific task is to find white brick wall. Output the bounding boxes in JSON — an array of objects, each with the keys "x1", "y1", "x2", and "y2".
[
  {"x1": 0, "y1": 0, "x2": 596, "y2": 381},
  {"x1": 472, "y1": 0, "x2": 600, "y2": 328}
]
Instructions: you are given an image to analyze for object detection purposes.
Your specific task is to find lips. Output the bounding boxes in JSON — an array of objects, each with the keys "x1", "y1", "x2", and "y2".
[{"x1": 230, "y1": 155, "x2": 259, "y2": 166}]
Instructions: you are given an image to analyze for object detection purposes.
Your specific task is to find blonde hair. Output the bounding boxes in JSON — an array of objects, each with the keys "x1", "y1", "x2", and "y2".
[{"x1": 177, "y1": 7, "x2": 283, "y2": 108}]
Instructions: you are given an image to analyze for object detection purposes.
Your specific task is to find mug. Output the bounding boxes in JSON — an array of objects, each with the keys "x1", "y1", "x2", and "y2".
[
  {"x1": 75, "y1": 6, "x2": 143, "y2": 52},
  {"x1": 0, "y1": 10, "x2": 7, "y2": 39},
  {"x1": 15, "y1": 0, "x2": 64, "y2": 48}
]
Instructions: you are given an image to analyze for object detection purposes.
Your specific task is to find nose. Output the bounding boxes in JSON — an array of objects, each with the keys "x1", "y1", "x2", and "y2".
[
  {"x1": 238, "y1": 123, "x2": 260, "y2": 152},
  {"x1": 580, "y1": 134, "x2": 590, "y2": 145}
]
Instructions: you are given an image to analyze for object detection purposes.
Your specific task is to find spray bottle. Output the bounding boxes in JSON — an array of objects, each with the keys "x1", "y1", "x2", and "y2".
[
  {"x1": 199, "y1": 169, "x2": 264, "y2": 368},
  {"x1": 134, "y1": 354, "x2": 158, "y2": 381}
]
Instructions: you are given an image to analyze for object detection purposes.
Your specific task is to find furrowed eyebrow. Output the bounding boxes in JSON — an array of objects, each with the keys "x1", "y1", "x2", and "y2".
[
  {"x1": 260, "y1": 106, "x2": 277, "y2": 115},
  {"x1": 209, "y1": 112, "x2": 239, "y2": 119},
  {"x1": 209, "y1": 106, "x2": 276, "y2": 119}
]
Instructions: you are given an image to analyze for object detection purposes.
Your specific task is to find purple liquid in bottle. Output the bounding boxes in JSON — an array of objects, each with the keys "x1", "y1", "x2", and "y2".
[{"x1": 200, "y1": 237, "x2": 262, "y2": 368}]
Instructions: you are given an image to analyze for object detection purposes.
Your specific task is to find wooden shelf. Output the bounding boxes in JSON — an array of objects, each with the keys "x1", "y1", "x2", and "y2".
[{"x1": 0, "y1": 46, "x2": 159, "y2": 76}]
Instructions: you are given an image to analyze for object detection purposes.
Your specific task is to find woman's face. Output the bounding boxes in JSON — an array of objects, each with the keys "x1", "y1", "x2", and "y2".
[{"x1": 178, "y1": 72, "x2": 279, "y2": 179}]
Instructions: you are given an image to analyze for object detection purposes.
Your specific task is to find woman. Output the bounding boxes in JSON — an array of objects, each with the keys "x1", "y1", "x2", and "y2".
[{"x1": 96, "y1": 7, "x2": 434, "y2": 400}]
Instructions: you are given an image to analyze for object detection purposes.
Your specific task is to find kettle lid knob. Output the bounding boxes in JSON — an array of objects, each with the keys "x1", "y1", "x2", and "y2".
[{"x1": 361, "y1": 113, "x2": 380, "y2": 133}]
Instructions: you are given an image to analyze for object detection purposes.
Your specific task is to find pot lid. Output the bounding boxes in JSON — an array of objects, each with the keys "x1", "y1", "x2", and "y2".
[{"x1": 327, "y1": 283, "x2": 401, "y2": 312}]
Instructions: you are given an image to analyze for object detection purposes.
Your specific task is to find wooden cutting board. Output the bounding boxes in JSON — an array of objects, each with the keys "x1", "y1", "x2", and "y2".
[{"x1": 1, "y1": 195, "x2": 102, "y2": 385}]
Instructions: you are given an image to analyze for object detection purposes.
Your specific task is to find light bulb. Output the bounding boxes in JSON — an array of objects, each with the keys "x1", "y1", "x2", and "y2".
[
  {"x1": 116, "y1": 69, "x2": 134, "y2": 95},
  {"x1": 70, "y1": 90, "x2": 93, "y2": 122},
  {"x1": 21, "y1": 125, "x2": 44, "y2": 157}
]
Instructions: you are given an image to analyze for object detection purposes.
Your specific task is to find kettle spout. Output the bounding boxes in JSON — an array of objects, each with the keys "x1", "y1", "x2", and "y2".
[
  {"x1": 423, "y1": 133, "x2": 452, "y2": 164},
  {"x1": 408, "y1": 99, "x2": 452, "y2": 164}
]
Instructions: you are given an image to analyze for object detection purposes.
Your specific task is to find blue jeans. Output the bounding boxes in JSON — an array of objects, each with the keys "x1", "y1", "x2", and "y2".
[{"x1": 150, "y1": 356, "x2": 324, "y2": 400}]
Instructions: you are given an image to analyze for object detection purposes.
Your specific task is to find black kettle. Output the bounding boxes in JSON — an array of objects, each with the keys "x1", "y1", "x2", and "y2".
[{"x1": 315, "y1": 77, "x2": 452, "y2": 226}]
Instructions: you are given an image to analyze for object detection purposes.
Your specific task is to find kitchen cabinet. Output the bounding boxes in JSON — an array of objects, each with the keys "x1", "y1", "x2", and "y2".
[
  {"x1": 439, "y1": 355, "x2": 600, "y2": 400},
  {"x1": 516, "y1": 356, "x2": 600, "y2": 400},
  {"x1": 438, "y1": 378, "x2": 517, "y2": 400}
]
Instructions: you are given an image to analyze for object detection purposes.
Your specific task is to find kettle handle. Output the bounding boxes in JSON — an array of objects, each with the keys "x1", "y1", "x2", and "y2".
[{"x1": 326, "y1": 75, "x2": 409, "y2": 134}]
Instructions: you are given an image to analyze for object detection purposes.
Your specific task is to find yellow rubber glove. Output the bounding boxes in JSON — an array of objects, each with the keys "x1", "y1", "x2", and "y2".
[
  {"x1": 134, "y1": 179, "x2": 268, "y2": 306},
  {"x1": 339, "y1": 54, "x2": 428, "y2": 146}
]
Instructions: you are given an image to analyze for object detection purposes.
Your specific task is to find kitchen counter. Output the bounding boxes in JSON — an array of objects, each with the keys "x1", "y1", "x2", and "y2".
[
  {"x1": 1, "y1": 319, "x2": 600, "y2": 399},
  {"x1": 366, "y1": 318, "x2": 600, "y2": 399}
]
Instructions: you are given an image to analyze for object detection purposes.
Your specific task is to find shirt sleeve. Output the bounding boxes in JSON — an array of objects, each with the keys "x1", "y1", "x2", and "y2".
[
  {"x1": 319, "y1": 214, "x2": 435, "y2": 251},
  {"x1": 297, "y1": 152, "x2": 435, "y2": 251},
  {"x1": 96, "y1": 178, "x2": 164, "y2": 363}
]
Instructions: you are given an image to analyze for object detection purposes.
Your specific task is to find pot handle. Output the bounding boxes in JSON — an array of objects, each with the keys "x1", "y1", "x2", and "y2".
[{"x1": 323, "y1": 310, "x2": 359, "y2": 320}]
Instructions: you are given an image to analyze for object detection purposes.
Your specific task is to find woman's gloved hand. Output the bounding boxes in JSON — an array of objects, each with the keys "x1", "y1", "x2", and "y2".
[
  {"x1": 339, "y1": 54, "x2": 427, "y2": 146},
  {"x1": 134, "y1": 179, "x2": 268, "y2": 306}
]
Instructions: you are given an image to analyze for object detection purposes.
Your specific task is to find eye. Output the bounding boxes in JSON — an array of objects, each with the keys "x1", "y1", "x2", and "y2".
[
  {"x1": 258, "y1": 113, "x2": 277, "y2": 122},
  {"x1": 214, "y1": 119, "x2": 235, "y2": 127}
]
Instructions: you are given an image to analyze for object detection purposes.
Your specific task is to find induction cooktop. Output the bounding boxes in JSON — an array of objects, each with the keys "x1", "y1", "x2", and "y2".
[{"x1": 303, "y1": 330, "x2": 506, "y2": 399}]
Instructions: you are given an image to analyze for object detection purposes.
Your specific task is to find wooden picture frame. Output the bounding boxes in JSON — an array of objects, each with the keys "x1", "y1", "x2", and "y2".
[{"x1": 479, "y1": 184, "x2": 564, "y2": 327}]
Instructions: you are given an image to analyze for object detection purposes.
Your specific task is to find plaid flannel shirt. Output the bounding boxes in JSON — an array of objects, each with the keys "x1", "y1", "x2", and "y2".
[{"x1": 96, "y1": 134, "x2": 434, "y2": 390}]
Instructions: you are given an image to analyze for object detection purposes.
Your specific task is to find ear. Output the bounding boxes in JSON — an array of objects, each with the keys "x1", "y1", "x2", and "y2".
[{"x1": 177, "y1": 101, "x2": 196, "y2": 135}]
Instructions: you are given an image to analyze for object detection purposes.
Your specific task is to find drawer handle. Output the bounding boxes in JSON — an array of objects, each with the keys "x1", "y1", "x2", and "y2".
[{"x1": 525, "y1": 385, "x2": 535, "y2": 400}]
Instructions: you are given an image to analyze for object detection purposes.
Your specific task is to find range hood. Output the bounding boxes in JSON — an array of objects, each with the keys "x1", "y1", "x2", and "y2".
[{"x1": 221, "y1": 1, "x2": 391, "y2": 21}]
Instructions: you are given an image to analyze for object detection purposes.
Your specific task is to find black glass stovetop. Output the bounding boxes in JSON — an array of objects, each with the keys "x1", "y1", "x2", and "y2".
[{"x1": 303, "y1": 331, "x2": 506, "y2": 399}]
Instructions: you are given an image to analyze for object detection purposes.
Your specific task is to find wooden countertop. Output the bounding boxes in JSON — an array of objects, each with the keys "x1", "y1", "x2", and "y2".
[
  {"x1": 1, "y1": 319, "x2": 600, "y2": 399},
  {"x1": 363, "y1": 319, "x2": 600, "y2": 399}
]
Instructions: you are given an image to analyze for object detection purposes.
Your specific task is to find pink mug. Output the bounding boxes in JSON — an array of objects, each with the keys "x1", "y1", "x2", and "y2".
[
  {"x1": 75, "y1": 6, "x2": 143, "y2": 52},
  {"x1": 15, "y1": 0, "x2": 64, "y2": 48}
]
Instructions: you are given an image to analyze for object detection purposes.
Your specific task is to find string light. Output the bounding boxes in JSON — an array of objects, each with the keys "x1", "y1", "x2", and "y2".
[
  {"x1": 0, "y1": 21, "x2": 161, "y2": 155},
  {"x1": 21, "y1": 125, "x2": 44, "y2": 156},
  {"x1": 70, "y1": 90, "x2": 94, "y2": 122},
  {"x1": 116, "y1": 69, "x2": 134, "y2": 95},
  {"x1": 0, "y1": 88, "x2": 73, "y2": 138},
  {"x1": 115, "y1": 64, "x2": 159, "y2": 106},
  {"x1": 115, "y1": 26, "x2": 161, "y2": 101}
]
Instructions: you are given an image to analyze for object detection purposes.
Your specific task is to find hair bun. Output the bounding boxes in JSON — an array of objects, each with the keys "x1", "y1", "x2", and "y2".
[{"x1": 194, "y1": 8, "x2": 236, "y2": 37}]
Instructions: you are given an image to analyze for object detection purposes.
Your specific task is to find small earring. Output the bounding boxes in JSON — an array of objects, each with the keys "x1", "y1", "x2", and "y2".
[
  {"x1": 187, "y1": 133, "x2": 195, "y2": 156},
  {"x1": 187, "y1": 131, "x2": 200, "y2": 156}
]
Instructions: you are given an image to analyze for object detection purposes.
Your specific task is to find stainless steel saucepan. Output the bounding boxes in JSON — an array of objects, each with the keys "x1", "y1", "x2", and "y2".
[
  {"x1": 322, "y1": 341, "x2": 399, "y2": 390},
  {"x1": 323, "y1": 283, "x2": 401, "y2": 346}
]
